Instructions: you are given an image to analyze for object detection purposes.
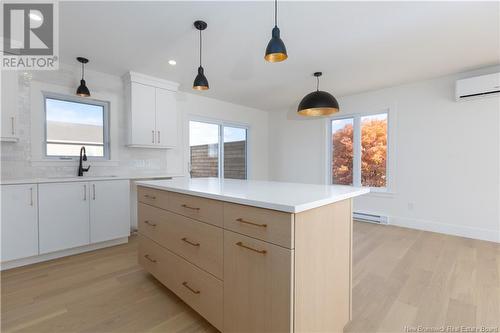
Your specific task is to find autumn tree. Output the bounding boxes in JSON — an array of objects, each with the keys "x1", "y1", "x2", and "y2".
[
  {"x1": 332, "y1": 124, "x2": 353, "y2": 185},
  {"x1": 332, "y1": 119, "x2": 387, "y2": 187},
  {"x1": 361, "y1": 119, "x2": 386, "y2": 187}
]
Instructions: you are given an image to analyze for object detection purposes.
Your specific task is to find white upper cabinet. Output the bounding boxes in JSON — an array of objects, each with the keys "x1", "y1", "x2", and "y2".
[
  {"x1": 1, "y1": 184, "x2": 38, "y2": 262},
  {"x1": 130, "y1": 82, "x2": 156, "y2": 146},
  {"x1": 1, "y1": 71, "x2": 19, "y2": 142},
  {"x1": 90, "y1": 180, "x2": 130, "y2": 243},
  {"x1": 125, "y1": 72, "x2": 179, "y2": 148},
  {"x1": 155, "y1": 88, "x2": 177, "y2": 147}
]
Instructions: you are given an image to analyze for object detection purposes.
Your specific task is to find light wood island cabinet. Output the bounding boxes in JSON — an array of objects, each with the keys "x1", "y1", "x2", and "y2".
[{"x1": 136, "y1": 178, "x2": 369, "y2": 333}]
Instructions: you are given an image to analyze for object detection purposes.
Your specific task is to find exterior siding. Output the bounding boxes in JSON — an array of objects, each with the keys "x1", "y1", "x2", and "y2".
[{"x1": 190, "y1": 141, "x2": 246, "y2": 179}]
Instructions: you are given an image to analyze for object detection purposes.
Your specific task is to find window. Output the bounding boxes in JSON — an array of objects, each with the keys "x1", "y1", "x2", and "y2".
[
  {"x1": 189, "y1": 120, "x2": 248, "y2": 179},
  {"x1": 331, "y1": 112, "x2": 388, "y2": 189},
  {"x1": 44, "y1": 95, "x2": 109, "y2": 159}
]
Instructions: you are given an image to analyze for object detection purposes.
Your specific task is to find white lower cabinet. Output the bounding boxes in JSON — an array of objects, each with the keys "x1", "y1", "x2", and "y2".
[
  {"x1": 2, "y1": 179, "x2": 131, "y2": 267},
  {"x1": 90, "y1": 180, "x2": 130, "y2": 243},
  {"x1": 39, "y1": 180, "x2": 131, "y2": 255},
  {"x1": 1, "y1": 184, "x2": 38, "y2": 261},
  {"x1": 39, "y1": 182, "x2": 90, "y2": 254}
]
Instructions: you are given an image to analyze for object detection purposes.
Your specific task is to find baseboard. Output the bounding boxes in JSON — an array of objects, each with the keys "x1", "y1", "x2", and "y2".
[
  {"x1": 0, "y1": 237, "x2": 129, "y2": 271},
  {"x1": 388, "y1": 216, "x2": 499, "y2": 243}
]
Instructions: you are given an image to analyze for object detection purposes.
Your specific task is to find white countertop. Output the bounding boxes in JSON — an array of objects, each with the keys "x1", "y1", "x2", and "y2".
[
  {"x1": 136, "y1": 178, "x2": 370, "y2": 213},
  {"x1": 0, "y1": 174, "x2": 183, "y2": 185}
]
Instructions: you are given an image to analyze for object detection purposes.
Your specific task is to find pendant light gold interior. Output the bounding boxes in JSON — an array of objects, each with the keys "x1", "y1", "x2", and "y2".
[
  {"x1": 264, "y1": 52, "x2": 288, "y2": 63},
  {"x1": 297, "y1": 107, "x2": 339, "y2": 117}
]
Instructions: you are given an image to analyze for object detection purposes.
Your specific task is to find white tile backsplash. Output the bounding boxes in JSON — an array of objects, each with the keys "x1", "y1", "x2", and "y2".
[{"x1": 1, "y1": 66, "x2": 174, "y2": 180}]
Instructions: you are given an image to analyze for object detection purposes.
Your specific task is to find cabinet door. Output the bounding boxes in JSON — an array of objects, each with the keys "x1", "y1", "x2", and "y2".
[
  {"x1": 224, "y1": 230, "x2": 293, "y2": 333},
  {"x1": 155, "y1": 87, "x2": 177, "y2": 147},
  {"x1": 90, "y1": 180, "x2": 130, "y2": 243},
  {"x1": 130, "y1": 82, "x2": 156, "y2": 146},
  {"x1": 1, "y1": 184, "x2": 38, "y2": 261},
  {"x1": 39, "y1": 182, "x2": 90, "y2": 254},
  {"x1": 1, "y1": 71, "x2": 19, "y2": 140}
]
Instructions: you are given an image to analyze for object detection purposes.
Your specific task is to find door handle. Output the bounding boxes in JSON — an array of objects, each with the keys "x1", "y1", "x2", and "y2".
[
  {"x1": 181, "y1": 204, "x2": 200, "y2": 211},
  {"x1": 182, "y1": 281, "x2": 200, "y2": 294},
  {"x1": 30, "y1": 187, "x2": 33, "y2": 206},
  {"x1": 236, "y1": 241, "x2": 267, "y2": 255},
  {"x1": 157, "y1": 131, "x2": 160, "y2": 143},
  {"x1": 144, "y1": 254, "x2": 157, "y2": 263},
  {"x1": 83, "y1": 184, "x2": 87, "y2": 201},
  {"x1": 92, "y1": 184, "x2": 96, "y2": 200},
  {"x1": 144, "y1": 220, "x2": 157, "y2": 227},
  {"x1": 181, "y1": 237, "x2": 200, "y2": 247},
  {"x1": 236, "y1": 218, "x2": 267, "y2": 228},
  {"x1": 11, "y1": 117, "x2": 15, "y2": 135},
  {"x1": 152, "y1": 130, "x2": 155, "y2": 143}
]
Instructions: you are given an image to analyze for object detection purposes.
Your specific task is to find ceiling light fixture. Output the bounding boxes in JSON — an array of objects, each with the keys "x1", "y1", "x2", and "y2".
[
  {"x1": 168, "y1": 60, "x2": 177, "y2": 66},
  {"x1": 76, "y1": 57, "x2": 91, "y2": 97},
  {"x1": 264, "y1": 0, "x2": 287, "y2": 63},
  {"x1": 193, "y1": 20, "x2": 209, "y2": 91},
  {"x1": 297, "y1": 72, "x2": 339, "y2": 116}
]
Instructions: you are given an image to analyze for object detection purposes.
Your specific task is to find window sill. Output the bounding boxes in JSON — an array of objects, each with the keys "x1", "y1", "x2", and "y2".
[{"x1": 31, "y1": 159, "x2": 120, "y2": 167}]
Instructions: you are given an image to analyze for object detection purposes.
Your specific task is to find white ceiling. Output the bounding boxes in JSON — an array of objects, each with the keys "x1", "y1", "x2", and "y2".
[{"x1": 59, "y1": 1, "x2": 500, "y2": 112}]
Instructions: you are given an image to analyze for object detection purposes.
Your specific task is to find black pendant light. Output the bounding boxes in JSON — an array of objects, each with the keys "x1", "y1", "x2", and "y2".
[
  {"x1": 76, "y1": 57, "x2": 90, "y2": 97},
  {"x1": 193, "y1": 20, "x2": 209, "y2": 90},
  {"x1": 265, "y1": 0, "x2": 287, "y2": 62},
  {"x1": 297, "y1": 72, "x2": 339, "y2": 116}
]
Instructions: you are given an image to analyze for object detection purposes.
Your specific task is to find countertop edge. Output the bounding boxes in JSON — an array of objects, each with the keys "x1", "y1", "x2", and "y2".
[
  {"x1": 0, "y1": 174, "x2": 184, "y2": 185},
  {"x1": 135, "y1": 181, "x2": 370, "y2": 213}
]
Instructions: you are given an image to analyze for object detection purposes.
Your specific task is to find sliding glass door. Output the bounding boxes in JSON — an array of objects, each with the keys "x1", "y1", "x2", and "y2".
[{"x1": 189, "y1": 120, "x2": 248, "y2": 179}]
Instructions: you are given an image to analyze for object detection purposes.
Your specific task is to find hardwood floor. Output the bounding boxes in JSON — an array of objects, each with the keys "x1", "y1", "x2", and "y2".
[
  {"x1": 345, "y1": 222, "x2": 500, "y2": 333},
  {"x1": 1, "y1": 222, "x2": 499, "y2": 333}
]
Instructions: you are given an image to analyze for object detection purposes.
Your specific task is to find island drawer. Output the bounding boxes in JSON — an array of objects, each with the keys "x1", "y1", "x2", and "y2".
[
  {"x1": 167, "y1": 191, "x2": 223, "y2": 227},
  {"x1": 223, "y1": 202, "x2": 294, "y2": 249},
  {"x1": 138, "y1": 203, "x2": 223, "y2": 279},
  {"x1": 137, "y1": 186, "x2": 169, "y2": 210},
  {"x1": 138, "y1": 235, "x2": 223, "y2": 331}
]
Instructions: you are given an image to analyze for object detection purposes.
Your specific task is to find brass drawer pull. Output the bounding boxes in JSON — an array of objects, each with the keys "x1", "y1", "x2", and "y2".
[
  {"x1": 144, "y1": 254, "x2": 157, "y2": 263},
  {"x1": 236, "y1": 218, "x2": 267, "y2": 228},
  {"x1": 144, "y1": 194, "x2": 156, "y2": 199},
  {"x1": 144, "y1": 220, "x2": 157, "y2": 227},
  {"x1": 236, "y1": 241, "x2": 267, "y2": 255},
  {"x1": 181, "y1": 204, "x2": 200, "y2": 211},
  {"x1": 181, "y1": 237, "x2": 200, "y2": 247},
  {"x1": 182, "y1": 281, "x2": 201, "y2": 294}
]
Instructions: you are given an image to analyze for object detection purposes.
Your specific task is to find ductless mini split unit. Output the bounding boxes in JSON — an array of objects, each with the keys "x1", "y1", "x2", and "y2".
[{"x1": 455, "y1": 72, "x2": 500, "y2": 101}]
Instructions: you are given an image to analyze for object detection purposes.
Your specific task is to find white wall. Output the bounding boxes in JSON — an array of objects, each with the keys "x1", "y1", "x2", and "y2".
[
  {"x1": 1, "y1": 64, "x2": 269, "y2": 181},
  {"x1": 269, "y1": 66, "x2": 500, "y2": 242}
]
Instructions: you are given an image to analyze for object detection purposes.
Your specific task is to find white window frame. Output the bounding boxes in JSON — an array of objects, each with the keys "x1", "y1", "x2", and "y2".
[
  {"x1": 326, "y1": 107, "x2": 393, "y2": 192},
  {"x1": 43, "y1": 92, "x2": 110, "y2": 161},
  {"x1": 187, "y1": 115, "x2": 250, "y2": 179}
]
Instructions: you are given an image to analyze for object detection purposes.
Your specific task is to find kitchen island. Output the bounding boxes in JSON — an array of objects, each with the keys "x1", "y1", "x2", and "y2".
[{"x1": 135, "y1": 178, "x2": 369, "y2": 333}]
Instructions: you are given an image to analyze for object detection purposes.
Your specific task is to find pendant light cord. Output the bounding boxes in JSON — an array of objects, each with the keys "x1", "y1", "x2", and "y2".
[
  {"x1": 274, "y1": 0, "x2": 277, "y2": 27},
  {"x1": 199, "y1": 29, "x2": 202, "y2": 67},
  {"x1": 316, "y1": 76, "x2": 319, "y2": 91},
  {"x1": 81, "y1": 62, "x2": 84, "y2": 80}
]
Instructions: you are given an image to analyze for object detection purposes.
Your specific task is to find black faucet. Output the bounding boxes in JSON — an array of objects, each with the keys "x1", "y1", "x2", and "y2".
[{"x1": 78, "y1": 146, "x2": 90, "y2": 176}]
